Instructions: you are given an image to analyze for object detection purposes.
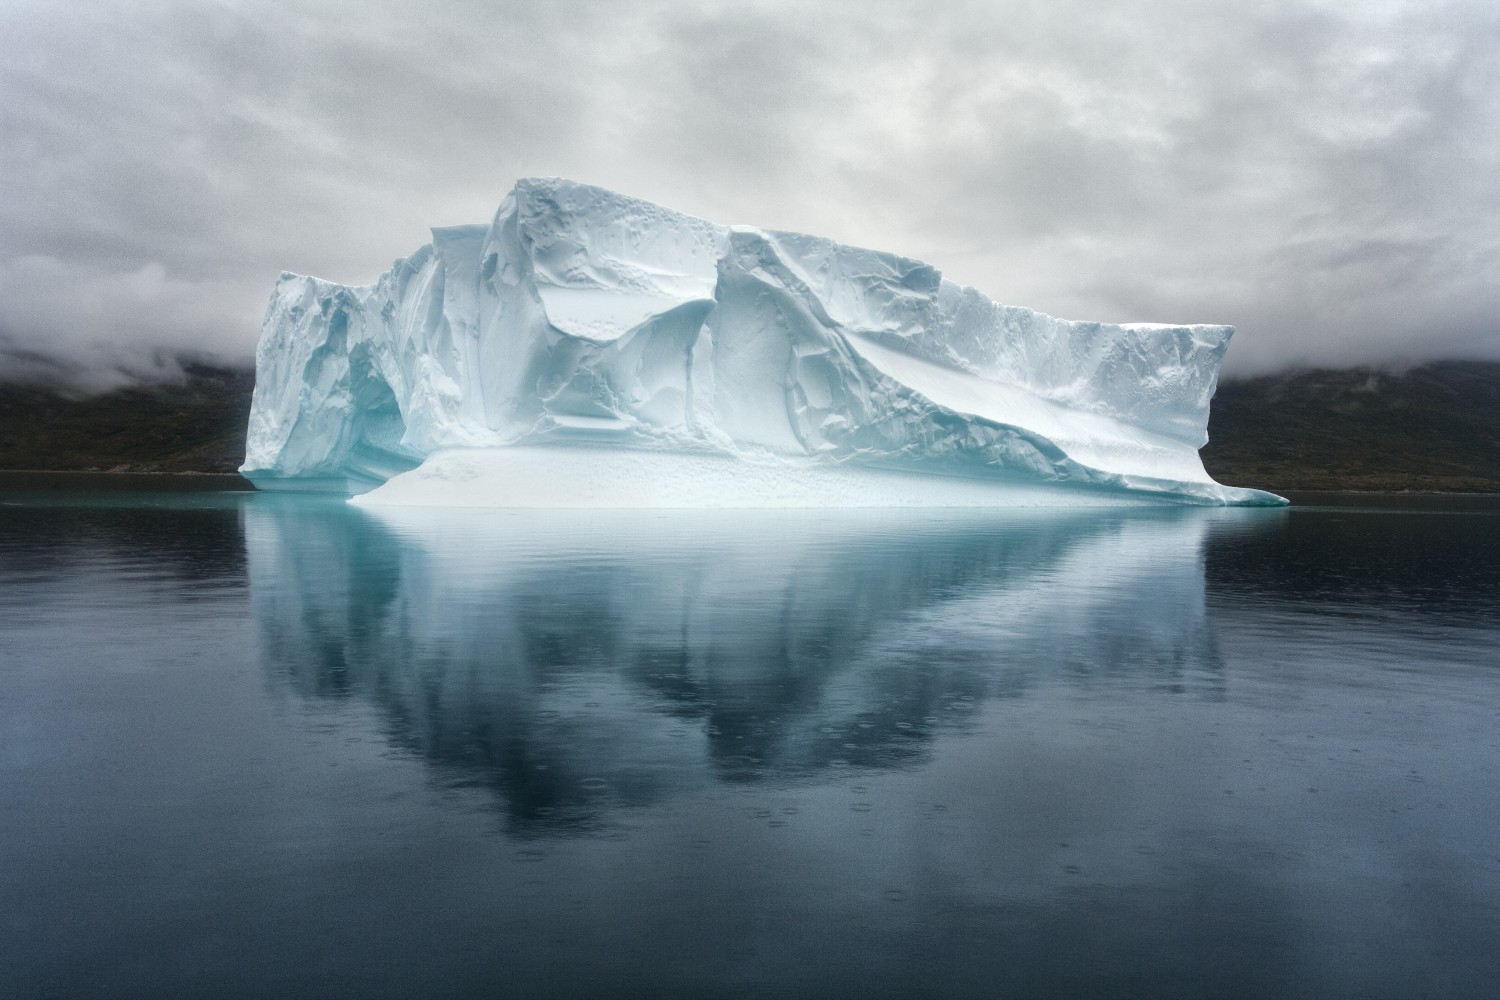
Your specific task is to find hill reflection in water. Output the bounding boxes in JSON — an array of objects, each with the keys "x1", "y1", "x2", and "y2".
[{"x1": 243, "y1": 500, "x2": 1265, "y2": 834}]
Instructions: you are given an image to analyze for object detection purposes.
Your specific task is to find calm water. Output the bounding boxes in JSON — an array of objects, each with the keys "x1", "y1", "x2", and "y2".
[{"x1": 1, "y1": 491, "x2": 1497, "y2": 999}]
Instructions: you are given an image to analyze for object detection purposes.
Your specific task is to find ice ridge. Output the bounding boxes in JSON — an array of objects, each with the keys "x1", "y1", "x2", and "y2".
[{"x1": 241, "y1": 178, "x2": 1284, "y2": 507}]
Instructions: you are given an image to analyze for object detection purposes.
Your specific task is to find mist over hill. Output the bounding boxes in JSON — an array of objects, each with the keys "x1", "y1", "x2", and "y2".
[{"x1": 1, "y1": 360, "x2": 1496, "y2": 492}]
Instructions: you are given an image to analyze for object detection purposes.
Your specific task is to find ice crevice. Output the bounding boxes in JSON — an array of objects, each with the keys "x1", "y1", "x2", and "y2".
[{"x1": 241, "y1": 177, "x2": 1284, "y2": 508}]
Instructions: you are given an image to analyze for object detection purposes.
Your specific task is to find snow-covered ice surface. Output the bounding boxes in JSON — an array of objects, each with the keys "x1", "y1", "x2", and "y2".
[{"x1": 241, "y1": 178, "x2": 1284, "y2": 508}]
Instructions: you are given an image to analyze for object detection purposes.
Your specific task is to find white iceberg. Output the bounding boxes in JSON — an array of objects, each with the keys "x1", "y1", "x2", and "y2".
[{"x1": 241, "y1": 178, "x2": 1283, "y2": 507}]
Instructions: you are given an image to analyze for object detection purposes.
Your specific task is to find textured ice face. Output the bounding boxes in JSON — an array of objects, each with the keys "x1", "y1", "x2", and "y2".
[{"x1": 241, "y1": 177, "x2": 1283, "y2": 507}]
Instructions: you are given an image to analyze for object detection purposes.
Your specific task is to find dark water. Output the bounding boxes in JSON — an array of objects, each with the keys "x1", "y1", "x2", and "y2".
[{"x1": 1, "y1": 491, "x2": 1497, "y2": 999}]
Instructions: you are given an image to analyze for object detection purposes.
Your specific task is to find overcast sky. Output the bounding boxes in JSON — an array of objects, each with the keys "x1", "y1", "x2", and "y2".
[{"x1": 2, "y1": 0, "x2": 1497, "y2": 382}]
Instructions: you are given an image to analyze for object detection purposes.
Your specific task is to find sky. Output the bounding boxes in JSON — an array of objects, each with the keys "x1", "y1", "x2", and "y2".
[{"x1": 1, "y1": 0, "x2": 1497, "y2": 385}]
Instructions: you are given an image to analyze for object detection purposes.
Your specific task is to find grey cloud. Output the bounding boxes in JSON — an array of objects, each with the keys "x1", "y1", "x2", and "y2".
[{"x1": 1, "y1": 0, "x2": 1496, "y2": 384}]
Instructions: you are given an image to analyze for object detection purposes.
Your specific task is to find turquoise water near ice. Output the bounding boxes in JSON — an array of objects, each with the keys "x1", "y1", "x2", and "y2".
[{"x1": 1, "y1": 491, "x2": 1497, "y2": 999}]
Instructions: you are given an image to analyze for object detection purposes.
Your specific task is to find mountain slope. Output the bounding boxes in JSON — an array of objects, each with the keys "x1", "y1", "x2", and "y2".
[
  {"x1": 1200, "y1": 361, "x2": 1500, "y2": 492},
  {"x1": 2, "y1": 360, "x2": 1495, "y2": 491},
  {"x1": 0, "y1": 364, "x2": 254, "y2": 473}
]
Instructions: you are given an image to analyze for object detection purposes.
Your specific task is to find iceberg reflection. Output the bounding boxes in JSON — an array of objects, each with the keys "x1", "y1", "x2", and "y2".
[{"x1": 242, "y1": 499, "x2": 1265, "y2": 832}]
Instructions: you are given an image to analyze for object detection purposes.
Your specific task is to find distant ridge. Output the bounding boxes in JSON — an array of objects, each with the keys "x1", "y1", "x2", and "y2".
[
  {"x1": 1, "y1": 359, "x2": 1496, "y2": 492},
  {"x1": 1201, "y1": 361, "x2": 1500, "y2": 492},
  {"x1": 0, "y1": 363, "x2": 253, "y2": 475}
]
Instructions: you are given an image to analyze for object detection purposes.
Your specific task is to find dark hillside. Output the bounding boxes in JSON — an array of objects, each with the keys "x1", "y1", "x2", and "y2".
[
  {"x1": 0, "y1": 364, "x2": 254, "y2": 474},
  {"x1": 1201, "y1": 361, "x2": 1500, "y2": 492},
  {"x1": 1, "y1": 359, "x2": 1496, "y2": 492}
]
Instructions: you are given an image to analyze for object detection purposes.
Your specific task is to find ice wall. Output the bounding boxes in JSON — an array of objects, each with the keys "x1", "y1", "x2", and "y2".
[{"x1": 242, "y1": 178, "x2": 1283, "y2": 506}]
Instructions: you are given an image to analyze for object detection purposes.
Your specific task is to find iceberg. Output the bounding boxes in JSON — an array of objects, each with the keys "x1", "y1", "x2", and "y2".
[{"x1": 241, "y1": 178, "x2": 1284, "y2": 507}]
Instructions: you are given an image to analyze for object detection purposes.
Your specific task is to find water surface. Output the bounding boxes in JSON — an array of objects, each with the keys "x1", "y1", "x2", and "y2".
[{"x1": 2, "y1": 492, "x2": 1497, "y2": 998}]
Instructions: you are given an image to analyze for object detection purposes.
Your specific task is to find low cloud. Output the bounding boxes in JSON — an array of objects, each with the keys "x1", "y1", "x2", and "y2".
[
  {"x1": 2, "y1": 0, "x2": 1496, "y2": 385},
  {"x1": 0, "y1": 255, "x2": 261, "y2": 381}
]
